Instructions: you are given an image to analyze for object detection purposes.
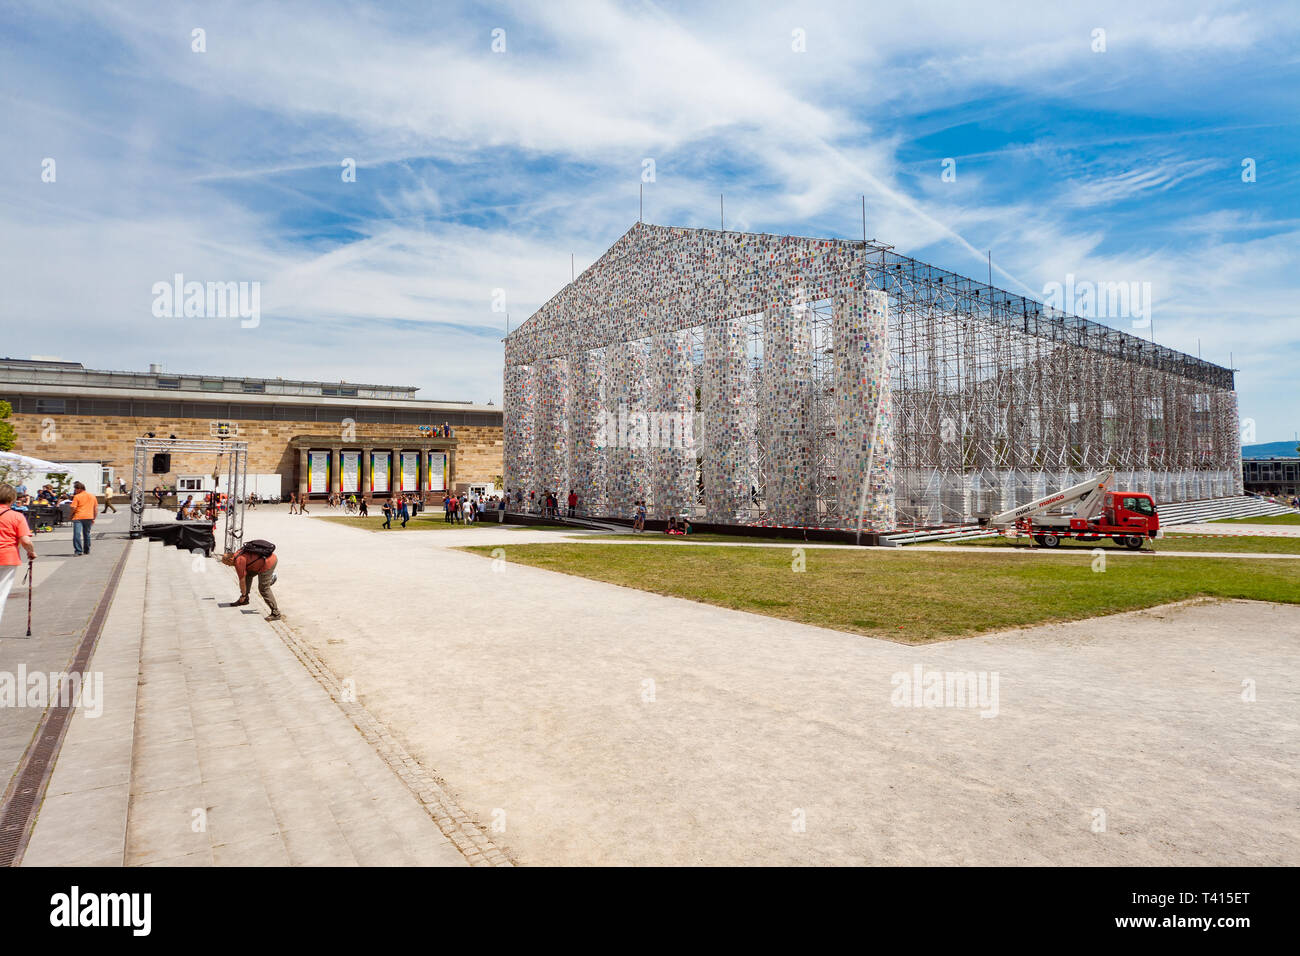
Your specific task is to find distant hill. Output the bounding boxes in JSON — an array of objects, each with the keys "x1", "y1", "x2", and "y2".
[{"x1": 1242, "y1": 441, "x2": 1300, "y2": 459}]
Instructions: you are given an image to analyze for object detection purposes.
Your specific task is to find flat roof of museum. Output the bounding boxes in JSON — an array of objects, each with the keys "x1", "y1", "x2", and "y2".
[{"x1": 0, "y1": 357, "x2": 498, "y2": 412}]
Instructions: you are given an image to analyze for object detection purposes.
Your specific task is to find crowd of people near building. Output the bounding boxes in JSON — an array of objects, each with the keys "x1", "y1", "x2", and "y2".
[
  {"x1": 509, "y1": 487, "x2": 579, "y2": 519},
  {"x1": 497, "y1": 486, "x2": 692, "y2": 534},
  {"x1": 1, "y1": 479, "x2": 101, "y2": 554},
  {"x1": 276, "y1": 489, "x2": 512, "y2": 528}
]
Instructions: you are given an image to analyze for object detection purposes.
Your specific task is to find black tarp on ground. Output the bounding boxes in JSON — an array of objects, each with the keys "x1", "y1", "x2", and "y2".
[{"x1": 141, "y1": 521, "x2": 217, "y2": 555}]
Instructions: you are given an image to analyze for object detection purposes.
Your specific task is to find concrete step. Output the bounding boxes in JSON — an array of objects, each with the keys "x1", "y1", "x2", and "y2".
[
  {"x1": 177, "y1": 559, "x2": 458, "y2": 866},
  {"x1": 1157, "y1": 495, "x2": 1296, "y2": 526},
  {"x1": 123, "y1": 540, "x2": 465, "y2": 866}
]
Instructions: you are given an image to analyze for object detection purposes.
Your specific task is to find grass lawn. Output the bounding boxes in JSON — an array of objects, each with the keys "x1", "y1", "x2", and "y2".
[
  {"x1": 934, "y1": 534, "x2": 1300, "y2": 555},
  {"x1": 317, "y1": 515, "x2": 573, "y2": 532},
  {"x1": 1209, "y1": 513, "x2": 1300, "y2": 525},
  {"x1": 458, "y1": 542, "x2": 1300, "y2": 642}
]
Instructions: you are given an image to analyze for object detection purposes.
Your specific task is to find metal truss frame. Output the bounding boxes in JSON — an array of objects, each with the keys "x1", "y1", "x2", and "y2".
[{"x1": 130, "y1": 437, "x2": 248, "y2": 552}]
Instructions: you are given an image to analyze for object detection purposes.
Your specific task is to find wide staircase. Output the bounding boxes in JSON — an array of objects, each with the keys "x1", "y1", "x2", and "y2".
[
  {"x1": 1156, "y1": 495, "x2": 1298, "y2": 527},
  {"x1": 124, "y1": 539, "x2": 492, "y2": 865},
  {"x1": 25, "y1": 538, "x2": 505, "y2": 866}
]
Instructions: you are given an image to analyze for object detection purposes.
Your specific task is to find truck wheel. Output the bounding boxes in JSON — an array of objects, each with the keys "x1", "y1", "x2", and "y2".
[
  {"x1": 1040, "y1": 534, "x2": 1061, "y2": 548},
  {"x1": 1033, "y1": 535, "x2": 1046, "y2": 546},
  {"x1": 1123, "y1": 535, "x2": 1145, "y2": 550}
]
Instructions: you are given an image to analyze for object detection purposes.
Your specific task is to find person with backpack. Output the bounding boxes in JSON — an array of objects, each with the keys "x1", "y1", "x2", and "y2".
[{"x1": 222, "y1": 539, "x2": 281, "y2": 621}]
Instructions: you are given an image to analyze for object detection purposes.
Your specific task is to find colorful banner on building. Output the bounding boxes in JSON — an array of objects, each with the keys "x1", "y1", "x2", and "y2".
[
  {"x1": 370, "y1": 451, "x2": 391, "y2": 493},
  {"x1": 427, "y1": 451, "x2": 447, "y2": 492},
  {"x1": 307, "y1": 450, "x2": 331, "y2": 494},
  {"x1": 340, "y1": 450, "x2": 360, "y2": 494},
  {"x1": 400, "y1": 451, "x2": 419, "y2": 492}
]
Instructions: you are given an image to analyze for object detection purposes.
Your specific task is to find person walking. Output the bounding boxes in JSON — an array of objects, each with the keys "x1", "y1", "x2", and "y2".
[
  {"x1": 381, "y1": 499, "x2": 392, "y2": 529},
  {"x1": 0, "y1": 484, "x2": 37, "y2": 631},
  {"x1": 443, "y1": 493, "x2": 452, "y2": 523},
  {"x1": 222, "y1": 541, "x2": 281, "y2": 622},
  {"x1": 101, "y1": 482, "x2": 118, "y2": 514},
  {"x1": 69, "y1": 481, "x2": 97, "y2": 555},
  {"x1": 398, "y1": 496, "x2": 409, "y2": 528},
  {"x1": 358, "y1": 497, "x2": 368, "y2": 517}
]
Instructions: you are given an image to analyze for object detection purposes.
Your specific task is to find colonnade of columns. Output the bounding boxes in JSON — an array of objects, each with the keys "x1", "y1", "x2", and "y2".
[{"x1": 295, "y1": 442, "x2": 456, "y2": 499}]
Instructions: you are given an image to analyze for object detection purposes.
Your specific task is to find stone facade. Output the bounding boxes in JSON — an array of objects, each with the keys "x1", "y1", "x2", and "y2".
[{"x1": 7, "y1": 413, "x2": 502, "y2": 495}]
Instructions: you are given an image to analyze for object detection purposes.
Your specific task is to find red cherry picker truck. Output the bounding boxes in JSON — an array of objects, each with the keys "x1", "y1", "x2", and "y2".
[{"x1": 981, "y1": 469, "x2": 1161, "y2": 550}]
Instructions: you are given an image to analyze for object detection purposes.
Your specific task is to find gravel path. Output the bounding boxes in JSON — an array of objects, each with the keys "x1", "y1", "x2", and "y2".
[{"x1": 241, "y1": 509, "x2": 1299, "y2": 865}]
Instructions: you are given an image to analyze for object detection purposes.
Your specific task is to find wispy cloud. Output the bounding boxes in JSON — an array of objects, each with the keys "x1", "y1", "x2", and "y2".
[{"x1": 0, "y1": 0, "x2": 1296, "y2": 436}]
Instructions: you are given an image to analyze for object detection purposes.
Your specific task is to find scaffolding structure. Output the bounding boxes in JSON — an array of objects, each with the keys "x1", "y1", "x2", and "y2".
[
  {"x1": 872, "y1": 247, "x2": 1240, "y2": 524},
  {"x1": 504, "y1": 223, "x2": 1239, "y2": 529}
]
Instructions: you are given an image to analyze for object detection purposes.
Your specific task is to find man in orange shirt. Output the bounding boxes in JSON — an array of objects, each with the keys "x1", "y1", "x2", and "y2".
[{"x1": 69, "y1": 481, "x2": 97, "y2": 556}]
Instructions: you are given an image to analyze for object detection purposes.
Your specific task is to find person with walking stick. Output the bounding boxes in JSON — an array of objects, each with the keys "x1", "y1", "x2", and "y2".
[{"x1": 0, "y1": 483, "x2": 37, "y2": 633}]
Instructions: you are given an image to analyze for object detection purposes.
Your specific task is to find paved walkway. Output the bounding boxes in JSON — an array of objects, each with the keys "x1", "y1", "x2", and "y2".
[
  {"x1": 18, "y1": 507, "x2": 1298, "y2": 866},
  {"x1": 1, "y1": 510, "x2": 131, "y2": 805},
  {"x1": 910, "y1": 544, "x2": 1300, "y2": 559},
  {"x1": 245, "y1": 510, "x2": 1300, "y2": 865},
  {"x1": 327, "y1": 518, "x2": 1300, "y2": 560},
  {"x1": 21, "y1": 530, "x2": 486, "y2": 866}
]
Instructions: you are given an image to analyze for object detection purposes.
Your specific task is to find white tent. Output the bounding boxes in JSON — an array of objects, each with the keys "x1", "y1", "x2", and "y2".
[{"x1": 0, "y1": 451, "x2": 72, "y2": 484}]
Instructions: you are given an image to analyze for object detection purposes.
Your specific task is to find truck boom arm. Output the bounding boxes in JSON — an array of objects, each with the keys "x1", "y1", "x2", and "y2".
[{"x1": 987, "y1": 470, "x2": 1114, "y2": 527}]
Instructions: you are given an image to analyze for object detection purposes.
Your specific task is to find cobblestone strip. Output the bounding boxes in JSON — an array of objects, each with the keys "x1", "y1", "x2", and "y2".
[{"x1": 268, "y1": 620, "x2": 514, "y2": 867}]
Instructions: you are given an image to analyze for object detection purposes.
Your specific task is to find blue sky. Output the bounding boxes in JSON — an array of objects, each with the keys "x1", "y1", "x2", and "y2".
[{"x1": 1, "y1": 0, "x2": 1296, "y2": 439}]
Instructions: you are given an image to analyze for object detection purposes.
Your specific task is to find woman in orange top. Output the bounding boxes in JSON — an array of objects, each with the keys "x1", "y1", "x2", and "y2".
[{"x1": 0, "y1": 483, "x2": 37, "y2": 629}]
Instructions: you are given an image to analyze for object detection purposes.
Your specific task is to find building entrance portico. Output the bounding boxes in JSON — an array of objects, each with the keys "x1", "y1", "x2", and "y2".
[{"x1": 289, "y1": 435, "x2": 459, "y2": 500}]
